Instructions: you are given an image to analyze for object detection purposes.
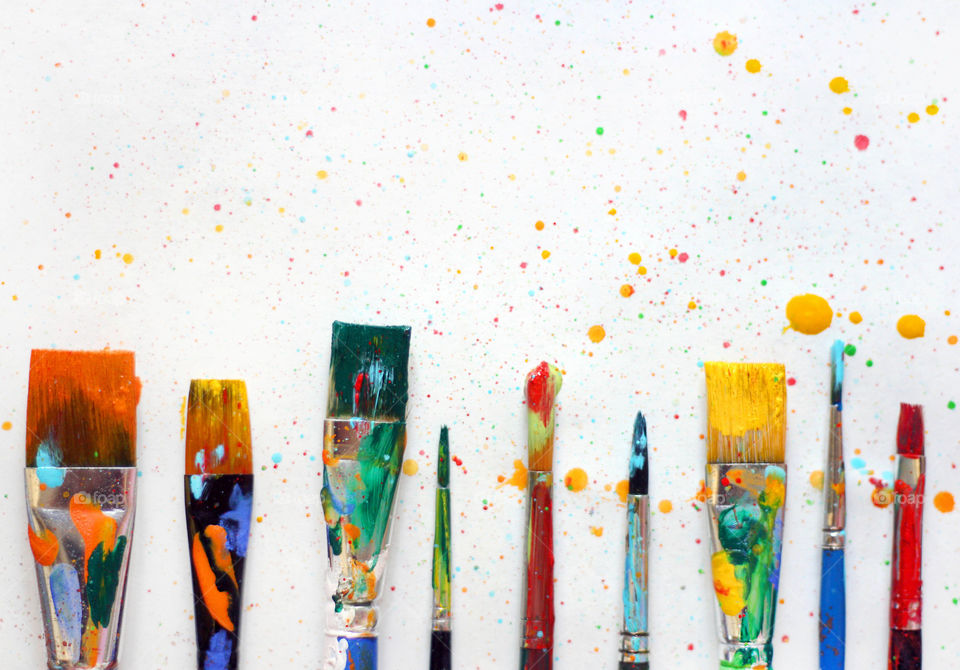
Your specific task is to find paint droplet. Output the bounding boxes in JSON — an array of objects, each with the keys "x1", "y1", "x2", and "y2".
[
  {"x1": 948, "y1": 335, "x2": 958, "y2": 345},
  {"x1": 535, "y1": 220, "x2": 545, "y2": 231},
  {"x1": 215, "y1": 224, "x2": 224, "y2": 233},
  {"x1": 745, "y1": 59, "x2": 761, "y2": 73},
  {"x1": 849, "y1": 311, "x2": 863, "y2": 324},
  {"x1": 615, "y1": 479, "x2": 629, "y2": 503},
  {"x1": 785, "y1": 294, "x2": 833, "y2": 335},
  {"x1": 402, "y1": 459, "x2": 419, "y2": 476},
  {"x1": 948, "y1": 401, "x2": 956, "y2": 410},
  {"x1": 897, "y1": 314, "x2": 925, "y2": 339},
  {"x1": 677, "y1": 252, "x2": 689, "y2": 263},
  {"x1": 854, "y1": 135, "x2": 869, "y2": 151},
  {"x1": 589, "y1": 526, "x2": 604, "y2": 536},
  {"x1": 256, "y1": 516, "x2": 263, "y2": 523},
  {"x1": 637, "y1": 266, "x2": 647, "y2": 275},
  {"x1": 94, "y1": 249, "x2": 102, "y2": 259},
  {"x1": 122, "y1": 253, "x2": 134, "y2": 265},
  {"x1": 271, "y1": 452, "x2": 283, "y2": 464},
  {"x1": 810, "y1": 470, "x2": 824, "y2": 491},
  {"x1": 541, "y1": 250, "x2": 551, "y2": 259},
  {"x1": 587, "y1": 325, "x2": 606, "y2": 343},
  {"x1": 628, "y1": 252, "x2": 642, "y2": 265},
  {"x1": 927, "y1": 104, "x2": 939, "y2": 115},
  {"x1": 316, "y1": 170, "x2": 328, "y2": 179},
  {"x1": 458, "y1": 152, "x2": 468, "y2": 161},
  {"x1": 596, "y1": 127, "x2": 604, "y2": 135},
  {"x1": 427, "y1": 17, "x2": 436, "y2": 27},
  {"x1": 687, "y1": 300, "x2": 697, "y2": 310},
  {"x1": 934, "y1": 491, "x2": 955, "y2": 513},
  {"x1": 608, "y1": 208, "x2": 617, "y2": 216},
  {"x1": 844, "y1": 344, "x2": 856, "y2": 356},
  {"x1": 713, "y1": 31, "x2": 738, "y2": 56},
  {"x1": 658, "y1": 499, "x2": 673, "y2": 513},
  {"x1": 678, "y1": 110, "x2": 687, "y2": 121},
  {"x1": 843, "y1": 107, "x2": 853, "y2": 115},
  {"x1": 829, "y1": 77, "x2": 849, "y2": 94},
  {"x1": 872, "y1": 483, "x2": 894, "y2": 508},
  {"x1": 619, "y1": 284, "x2": 634, "y2": 298},
  {"x1": 1, "y1": 421, "x2": 11, "y2": 431},
  {"x1": 866, "y1": 359, "x2": 874, "y2": 367},
  {"x1": 736, "y1": 171, "x2": 746, "y2": 181},
  {"x1": 907, "y1": 112, "x2": 920, "y2": 123},
  {"x1": 564, "y1": 468, "x2": 588, "y2": 492}
]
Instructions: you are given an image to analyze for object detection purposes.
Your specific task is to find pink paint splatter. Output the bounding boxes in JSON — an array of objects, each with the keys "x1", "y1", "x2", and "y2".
[
  {"x1": 251, "y1": 15, "x2": 258, "y2": 21},
  {"x1": 679, "y1": 110, "x2": 687, "y2": 121},
  {"x1": 355, "y1": 200, "x2": 363, "y2": 206},
  {"x1": 214, "y1": 204, "x2": 221, "y2": 211},
  {"x1": 854, "y1": 135, "x2": 869, "y2": 151},
  {"x1": 677, "y1": 252, "x2": 689, "y2": 263}
]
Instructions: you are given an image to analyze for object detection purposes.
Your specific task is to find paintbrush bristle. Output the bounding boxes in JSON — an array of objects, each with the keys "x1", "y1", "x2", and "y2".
[
  {"x1": 437, "y1": 425, "x2": 450, "y2": 487},
  {"x1": 185, "y1": 379, "x2": 253, "y2": 475},
  {"x1": 628, "y1": 411, "x2": 648, "y2": 496},
  {"x1": 327, "y1": 321, "x2": 412, "y2": 421},
  {"x1": 831, "y1": 340, "x2": 844, "y2": 409},
  {"x1": 525, "y1": 361, "x2": 562, "y2": 471},
  {"x1": 704, "y1": 362, "x2": 786, "y2": 464},
  {"x1": 26, "y1": 349, "x2": 140, "y2": 467},
  {"x1": 896, "y1": 403, "x2": 924, "y2": 456}
]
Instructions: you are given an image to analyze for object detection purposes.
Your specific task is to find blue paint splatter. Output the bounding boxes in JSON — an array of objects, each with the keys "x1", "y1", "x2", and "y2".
[
  {"x1": 36, "y1": 442, "x2": 65, "y2": 487},
  {"x1": 271, "y1": 452, "x2": 283, "y2": 464},
  {"x1": 203, "y1": 629, "x2": 233, "y2": 670},
  {"x1": 220, "y1": 484, "x2": 252, "y2": 557},
  {"x1": 850, "y1": 457, "x2": 866, "y2": 470},
  {"x1": 190, "y1": 474, "x2": 205, "y2": 500},
  {"x1": 49, "y1": 563, "x2": 82, "y2": 662}
]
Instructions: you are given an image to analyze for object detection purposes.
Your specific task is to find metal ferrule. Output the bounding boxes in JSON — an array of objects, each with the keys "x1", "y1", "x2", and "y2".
[
  {"x1": 822, "y1": 405, "x2": 846, "y2": 550},
  {"x1": 321, "y1": 417, "x2": 406, "y2": 670},
  {"x1": 891, "y1": 454, "x2": 925, "y2": 631},
  {"x1": 25, "y1": 467, "x2": 138, "y2": 670},
  {"x1": 705, "y1": 463, "x2": 786, "y2": 669},
  {"x1": 620, "y1": 494, "x2": 649, "y2": 664}
]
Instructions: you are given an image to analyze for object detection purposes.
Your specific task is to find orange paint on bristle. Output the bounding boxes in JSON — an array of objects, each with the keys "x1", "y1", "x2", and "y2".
[
  {"x1": 185, "y1": 379, "x2": 253, "y2": 475},
  {"x1": 26, "y1": 349, "x2": 139, "y2": 467}
]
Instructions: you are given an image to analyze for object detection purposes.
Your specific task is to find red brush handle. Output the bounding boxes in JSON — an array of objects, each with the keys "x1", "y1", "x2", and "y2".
[
  {"x1": 521, "y1": 473, "x2": 554, "y2": 670},
  {"x1": 891, "y1": 469, "x2": 924, "y2": 630}
]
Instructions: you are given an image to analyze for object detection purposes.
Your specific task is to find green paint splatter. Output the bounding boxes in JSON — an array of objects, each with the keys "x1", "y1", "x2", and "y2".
[
  {"x1": 85, "y1": 536, "x2": 128, "y2": 628},
  {"x1": 844, "y1": 344, "x2": 857, "y2": 356},
  {"x1": 949, "y1": 401, "x2": 956, "y2": 410},
  {"x1": 596, "y1": 127, "x2": 604, "y2": 135},
  {"x1": 760, "y1": 280, "x2": 767, "y2": 286},
  {"x1": 866, "y1": 359, "x2": 874, "y2": 367},
  {"x1": 437, "y1": 426, "x2": 450, "y2": 487}
]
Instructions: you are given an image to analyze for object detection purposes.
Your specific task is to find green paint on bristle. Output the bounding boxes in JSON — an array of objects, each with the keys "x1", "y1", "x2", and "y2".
[
  {"x1": 432, "y1": 487, "x2": 452, "y2": 613},
  {"x1": 327, "y1": 321, "x2": 411, "y2": 421},
  {"x1": 437, "y1": 426, "x2": 450, "y2": 487}
]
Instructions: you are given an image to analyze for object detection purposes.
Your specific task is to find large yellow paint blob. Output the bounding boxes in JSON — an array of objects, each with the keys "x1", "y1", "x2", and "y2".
[
  {"x1": 713, "y1": 31, "x2": 738, "y2": 56},
  {"x1": 785, "y1": 294, "x2": 833, "y2": 335},
  {"x1": 897, "y1": 314, "x2": 925, "y2": 339}
]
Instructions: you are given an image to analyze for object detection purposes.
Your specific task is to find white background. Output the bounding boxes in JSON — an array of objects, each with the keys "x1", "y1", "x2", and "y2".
[{"x1": 1, "y1": 1, "x2": 959, "y2": 668}]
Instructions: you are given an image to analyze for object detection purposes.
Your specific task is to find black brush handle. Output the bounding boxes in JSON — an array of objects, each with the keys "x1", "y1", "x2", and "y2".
[
  {"x1": 890, "y1": 628, "x2": 921, "y2": 670},
  {"x1": 619, "y1": 662, "x2": 649, "y2": 670},
  {"x1": 430, "y1": 630, "x2": 451, "y2": 670}
]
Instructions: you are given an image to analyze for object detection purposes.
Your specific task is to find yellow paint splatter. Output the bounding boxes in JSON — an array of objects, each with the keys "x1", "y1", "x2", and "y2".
[
  {"x1": 215, "y1": 224, "x2": 224, "y2": 233},
  {"x1": 934, "y1": 491, "x2": 955, "y2": 513},
  {"x1": 711, "y1": 551, "x2": 746, "y2": 615},
  {"x1": 658, "y1": 499, "x2": 673, "y2": 513},
  {"x1": 182, "y1": 208, "x2": 190, "y2": 215},
  {"x1": 628, "y1": 252, "x2": 642, "y2": 265},
  {"x1": 564, "y1": 467, "x2": 588, "y2": 492},
  {"x1": 785, "y1": 293, "x2": 833, "y2": 335},
  {"x1": 122, "y1": 253, "x2": 134, "y2": 265},
  {"x1": 736, "y1": 171, "x2": 746, "y2": 182},
  {"x1": 692, "y1": 480, "x2": 711, "y2": 503},
  {"x1": 94, "y1": 249, "x2": 102, "y2": 259},
  {"x1": 668, "y1": 249, "x2": 678, "y2": 259},
  {"x1": 316, "y1": 170, "x2": 328, "y2": 179},
  {"x1": 897, "y1": 314, "x2": 925, "y2": 339},
  {"x1": 608, "y1": 208, "x2": 617, "y2": 215},
  {"x1": 927, "y1": 104, "x2": 939, "y2": 116},
  {"x1": 587, "y1": 325, "x2": 606, "y2": 343},
  {"x1": 535, "y1": 220, "x2": 545, "y2": 231},
  {"x1": 745, "y1": 59, "x2": 761, "y2": 73},
  {"x1": 907, "y1": 112, "x2": 920, "y2": 123},
  {"x1": 829, "y1": 77, "x2": 849, "y2": 94},
  {"x1": 179, "y1": 396, "x2": 187, "y2": 440},
  {"x1": 458, "y1": 152, "x2": 468, "y2": 161},
  {"x1": 809, "y1": 470, "x2": 824, "y2": 491},
  {"x1": 637, "y1": 266, "x2": 647, "y2": 275},
  {"x1": 687, "y1": 300, "x2": 697, "y2": 310},
  {"x1": 615, "y1": 479, "x2": 629, "y2": 503},
  {"x1": 256, "y1": 515, "x2": 263, "y2": 523},
  {"x1": 843, "y1": 107, "x2": 853, "y2": 115},
  {"x1": 497, "y1": 459, "x2": 528, "y2": 491},
  {"x1": 620, "y1": 284, "x2": 634, "y2": 297},
  {"x1": 402, "y1": 459, "x2": 419, "y2": 475},
  {"x1": 713, "y1": 31, "x2": 738, "y2": 56},
  {"x1": 1, "y1": 421, "x2": 11, "y2": 431},
  {"x1": 849, "y1": 311, "x2": 863, "y2": 324},
  {"x1": 589, "y1": 526, "x2": 604, "y2": 537}
]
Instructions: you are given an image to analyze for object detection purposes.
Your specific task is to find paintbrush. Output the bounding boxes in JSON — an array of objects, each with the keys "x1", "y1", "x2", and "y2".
[
  {"x1": 703, "y1": 362, "x2": 786, "y2": 669},
  {"x1": 24, "y1": 349, "x2": 141, "y2": 669},
  {"x1": 430, "y1": 426, "x2": 452, "y2": 670},
  {"x1": 820, "y1": 341, "x2": 846, "y2": 670},
  {"x1": 620, "y1": 411, "x2": 650, "y2": 670},
  {"x1": 889, "y1": 403, "x2": 925, "y2": 670},
  {"x1": 520, "y1": 361, "x2": 562, "y2": 670},
  {"x1": 184, "y1": 380, "x2": 254, "y2": 670},
  {"x1": 321, "y1": 321, "x2": 412, "y2": 670}
]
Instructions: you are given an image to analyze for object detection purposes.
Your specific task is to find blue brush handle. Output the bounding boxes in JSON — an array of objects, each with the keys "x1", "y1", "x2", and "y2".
[
  {"x1": 330, "y1": 637, "x2": 377, "y2": 670},
  {"x1": 819, "y1": 548, "x2": 846, "y2": 670}
]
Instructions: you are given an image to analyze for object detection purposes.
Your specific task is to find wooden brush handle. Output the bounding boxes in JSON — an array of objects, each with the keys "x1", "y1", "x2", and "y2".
[{"x1": 520, "y1": 471, "x2": 554, "y2": 670}]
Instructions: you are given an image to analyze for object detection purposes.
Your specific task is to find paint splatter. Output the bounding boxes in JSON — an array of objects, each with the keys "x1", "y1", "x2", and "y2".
[
  {"x1": 849, "y1": 311, "x2": 863, "y2": 324},
  {"x1": 497, "y1": 459, "x2": 528, "y2": 491},
  {"x1": 1, "y1": 421, "x2": 11, "y2": 430},
  {"x1": 785, "y1": 294, "x2": 833, "y2": 334},
  {"x1": 587, "y1": 325, "x2": 606, "y2": 343},
  {"x1": 316, "y1": 170, "x2": 328, "y2": 179},
  {"x1": 934, "y1": 491, "x2": 955, "y2": 513},
  {"x1": 564, "y1": 467, "x2": 588, "y2": 492},
  {"x1": 897, "y1": 315, "x2": 925, "y2": 339},
  {"x1": 122, "y1": 253, "x2": 134, "y2": 264},
  {"x1": 271, "y1": 452, "x2": 283, "y2": 464},
  {"x1": 745, "y1": 59, "x2": 761, "y2": 73},
  {"x1": 829, "y1": 77, "x2": 849, "y2": 94},
  {"x1": 713, "y1": 31, "x2": 738, "y2": 56},
  {"x1": 402, "y1": 459, "x2": 419, "y2": 475},
  {"x1": 948, "y1": 335, "x2": 958, "y2": 345},
  {"x1": 620, "y1": 284, "x2": 634, "y2": 297},
  {"x1": 427, "y1": 18, "x2": 436, "y2": 27},
  {"x1": 907, "y1": 112, "x2": 920, "y2": 123},
  {"x1": 589, "y1": 526, "x2": 604, "y2": 537},
  {"x1": 854, "y1": 135, "x2": 870, "y2": 151},
  {"x1": 809, "y1": 470, "x2": 824, "y2": 491},
  {"x1": 658, "y1": 499, "x2": 673, "y2": 513},
  {"x1": 28, "y1": 525, "x2": 60, "y2": 565},
  {"x1": 927, "y1": 104, "x2": 939, "y2": 115},
  {"x1": 615, "y1": 479, "x2": 629, "y2": 503},
  {"x1": 871, "y1": 479, "x2": 895, "y2": 508}
]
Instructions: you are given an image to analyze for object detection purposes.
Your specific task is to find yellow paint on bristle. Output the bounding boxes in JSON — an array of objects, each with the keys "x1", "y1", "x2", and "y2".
[
  {"x1": 185, "y1": 379, "x2": 253, "y2": 474},
  {"x1": 704, "y1": 362, "x2": 786, "y2": 463}
]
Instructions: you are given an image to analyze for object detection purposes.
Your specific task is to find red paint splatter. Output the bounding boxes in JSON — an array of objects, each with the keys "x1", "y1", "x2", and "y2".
[
  {"x1": 251, "y1": 15, "x2": 258, "y2": 21},
  {"x1": 306, "y1": 130, "x2": 314, "y2": 138},
  {"x1": 722, "y1": 341, "x2": 731, "y2": 348},
  {"x1": 679, "y1": 110, "x2": 687, "y2": 121},
  {"x1": 355, "y1": 200, "x2": 363, "y2": 206},
  {"x1": 453, "y1": 456, "x2": 463, "y2": 467},
  {"x1": 677, "y1": 252, "x2": 689, "y2": 263},
  {"x1": 787, "y1": 377, "x2": 796, "y2": 386},
  {"x1": 687, "y1": 643, "x2": 695, "y2": 651},
  {"x1": 214, "y1": 204, "x2": 221, "y2": 211},
  {"x1": 854, "y1": 135, "x2": 870, "y2": 151}
]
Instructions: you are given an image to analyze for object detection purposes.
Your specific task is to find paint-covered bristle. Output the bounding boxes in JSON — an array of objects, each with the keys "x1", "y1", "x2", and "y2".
[
  {"x1": 26, "y1": 349, "x2": 140, "y2": 468},
  {"x1": 896, "y1": 403, "x2": 924, "y2": 456},
  {"x1": 525, "y1": 361, "x2": 562, "y2": 471},
  {"x1": 327, "y1": 321, "x2": 412, "y2": 421},
  {"x1": 437, "y1": 425, "x2": 450, "y2": 488},
  {"x1": 831, "y1": 340, "x2": 844, "y2": 409},
  {"x1": 704, "y1": 362, "x2": 786, "y2": 464},
  {"x1": 628, "y1": 411, "x2": 648, "y2": 496},
  {"x1": 185, "y1": 379, "x2": 253, "y2": 475}
]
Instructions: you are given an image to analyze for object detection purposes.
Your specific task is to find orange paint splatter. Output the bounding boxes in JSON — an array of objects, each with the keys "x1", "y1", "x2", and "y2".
[
  {"x1": 713, "y1": 31, "x2": 738, "y2": 56},
  {"x1": 871, "y1": 480, "x2": 894, "y2": 509},
  {"x1": 402, "y1": 458, "x2": 419, "y2": 475},
  {"x1": 934, "y1": 491, "x2": 955, "y2": 513},
  {"x1": 620, "y1": 284, "x2": 634, "y2": 297},
  {"x1": 736, "y1": 171, "x2": 746, "y2": 181},
  {"x1": 692, "y1": 480, "x2": 711, "y2": 503},
  {"x1": 343, "y1": 522, "x2": 362, "y2": 541},
  {"x1": 927, "y1": 104, "x2": 939, "y2": 116},
  {"x1": 70, "y1": 493, "x2": 117, "y2": 570},
  {"x1": 849, "y1": 311, "x2": 863, "y2": 324},
  {"x1": 615, "y1": 479, "x2": 629, "y2": 503},
  {"x1": 587, "y1": 325, "x2": 606, "y2": 343},
  {"x1": 498, "y1": 459, "x2": 528, "y2": 491},
  {"x1": 191, "y1": 532, "x2": 234, "y2": 631},
  {"x1": 28, "y1": 525, "x2": 60, "y2": 566},
  {"x1": 785, "y1": 294, "x2": 833, "y2": 335},
  {"x1": 458, "y1": 152, "x2": 468, "y2": 161},
  {"x1": 897, "y1": 314, "x2": 925, "y2": 339},
  {"x1": 204, "y1": 525, "x2": 238, "y2": 587},
  {"x1": 541, "y1": 250, "x2": 551, "y2": 259},
  {"x1": 809, "y1": 470, "x2": 824, "y2": 491},
  {"x1": 589, "y1": 526, "x2": 604, "y2": 537},
  {"x1": 948, "y1": 335, "x2": 958, "y2": 345},
  {"x1": 658, "y1": 499, "x2": 673, "y2": 513},
  {"x1": 426, "y1": 17, "x2": 436, "y2": 27},
  {"x1": 535, "y1": 220, "x2": 545, "y2": 231},
  {"x1": 1, "y1": 421, "x2": 10, "y2": 431},
  {"x1": 564, "y1": 467, "x2": 588, "y2": 492}
]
